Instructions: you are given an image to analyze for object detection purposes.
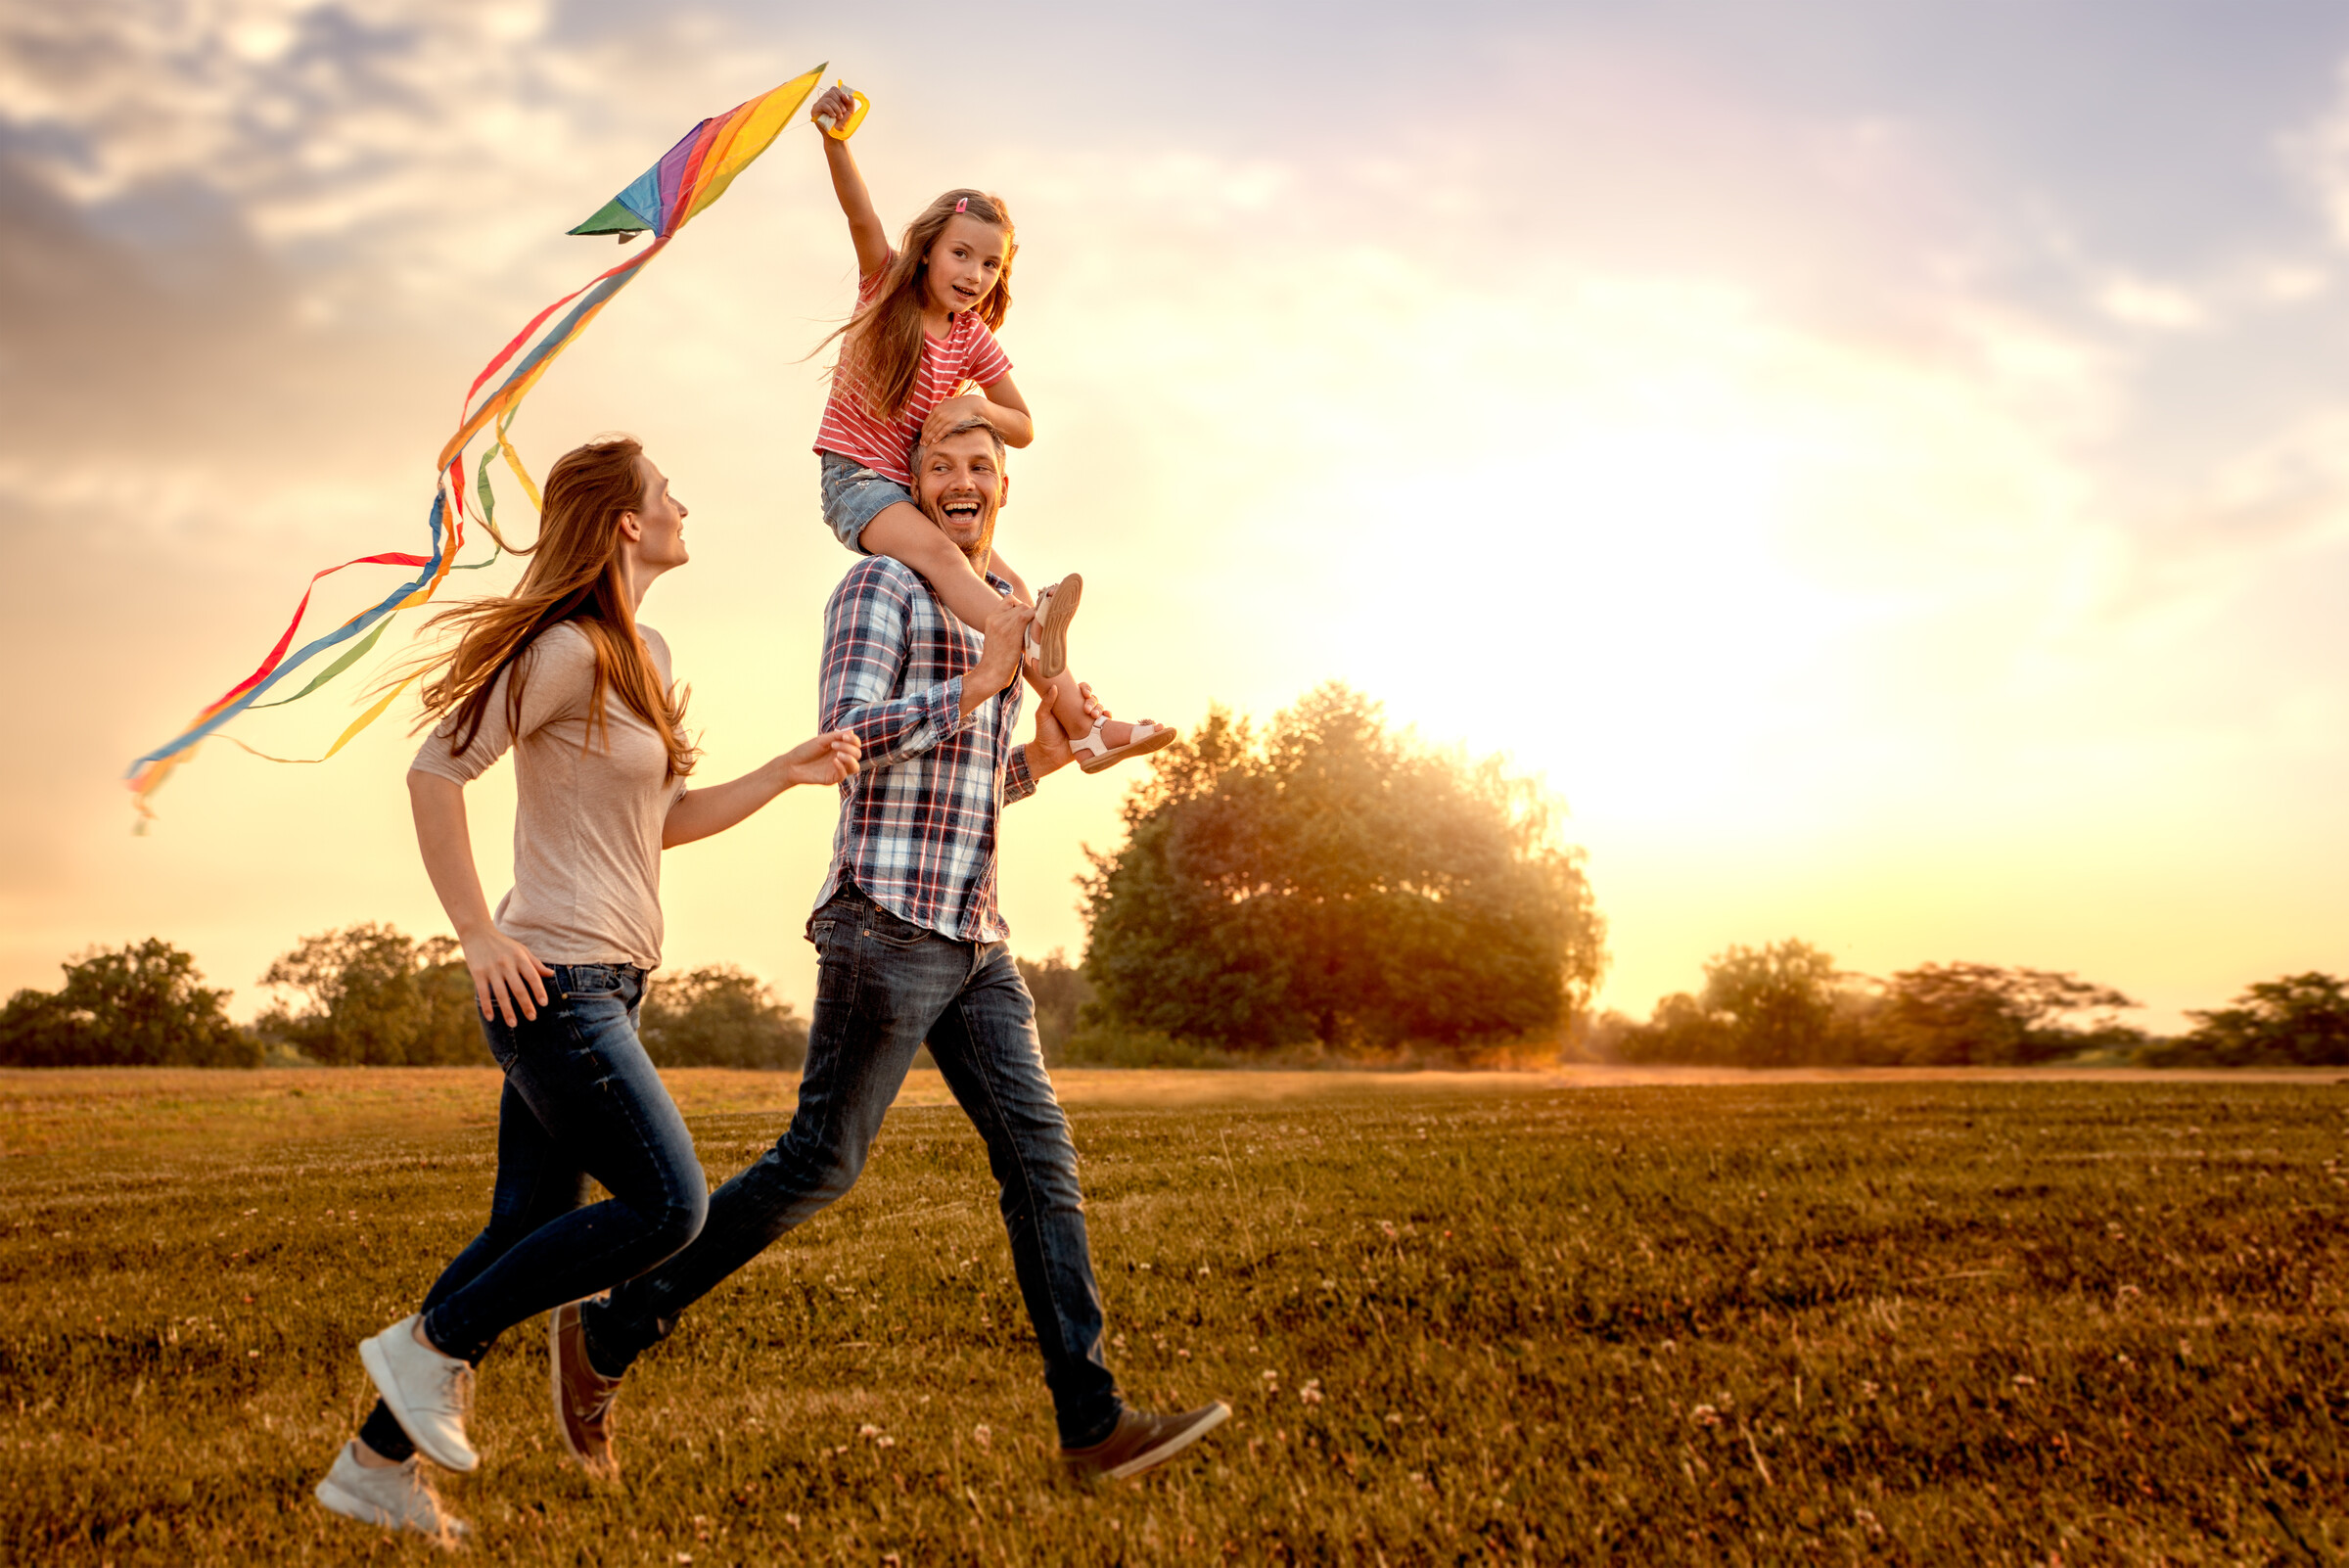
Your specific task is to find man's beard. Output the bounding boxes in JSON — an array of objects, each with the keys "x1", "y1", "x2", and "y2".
[{"x1": 927, "y1": 504, "x2": 996, "y2": 573}]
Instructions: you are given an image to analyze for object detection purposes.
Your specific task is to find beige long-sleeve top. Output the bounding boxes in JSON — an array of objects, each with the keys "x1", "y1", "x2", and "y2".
[{"x1": 409, "y1": 622, "x2": 686, "y2": 969}]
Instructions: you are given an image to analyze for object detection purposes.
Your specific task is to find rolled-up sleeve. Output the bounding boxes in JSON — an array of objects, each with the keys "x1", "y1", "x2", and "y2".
[
  {"x1": 1001, "y1": 744, "x2": 1036, "y2": 806},
  {"x1": 819, "y1": 561, "x2": 975, "y2": 769}
]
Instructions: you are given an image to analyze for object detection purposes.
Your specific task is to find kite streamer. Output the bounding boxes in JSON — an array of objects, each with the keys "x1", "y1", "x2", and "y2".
[{"x1": 125, "y1": 65, "x2": 830, "y2": 825}]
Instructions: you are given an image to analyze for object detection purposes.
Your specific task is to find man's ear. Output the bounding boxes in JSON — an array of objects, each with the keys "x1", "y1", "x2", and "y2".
[{"x1": 995, "y1": 471, "x2": 1011, "y2": 512}]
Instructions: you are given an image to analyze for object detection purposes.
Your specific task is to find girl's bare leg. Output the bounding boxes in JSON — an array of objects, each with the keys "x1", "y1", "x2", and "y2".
[
  {"x1": 858, "y1": 509, "x2": 1157, "y2": 750},
  {"x1": 988, "y1": 546, "x2": 1153, "y2": 749},
  {"x1": 858, "y1": 503, "x2": 1009, "y2": 631}
]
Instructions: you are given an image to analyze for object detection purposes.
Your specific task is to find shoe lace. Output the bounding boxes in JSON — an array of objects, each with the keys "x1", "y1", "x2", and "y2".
[{"x1": 442, "y1": 1360, "x2": 476, "y2": 1418}]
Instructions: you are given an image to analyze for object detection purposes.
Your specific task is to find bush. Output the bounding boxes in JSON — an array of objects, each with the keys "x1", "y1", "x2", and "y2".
[
  {"x1": 1017, "y1": 952, "x2": 1092, "y2": 1061},
  {"x1": 1054, "y1": 1024, "x2": 1244, "y2": 1070},
  {"x1": 254, "y1": 924, "x2": 488, "y2": 1066},
  {"x1": 1875, "y1": 963, "x2": 2139, "y2": 1066},
  {"x1": 2142, "y1": 973, "x2": 2349, "y2": 1067},
  {"x1": 0, "y1": 940, "x2": 255, "y2": 1068},
  {"x1": 1608, "y1": 947, "x2": 2142, "y2": 1068},
  {"x1": 640, "y1": 966, "x2": 807, "y2": 1070}
]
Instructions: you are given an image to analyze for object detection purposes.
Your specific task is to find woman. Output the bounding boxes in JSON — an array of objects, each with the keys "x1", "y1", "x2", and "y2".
[{"x1": 311, "y1": 435, "x2": 859, "y2": 1539}]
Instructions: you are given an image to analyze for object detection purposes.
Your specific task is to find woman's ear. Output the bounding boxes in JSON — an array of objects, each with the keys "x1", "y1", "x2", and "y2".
[{"x1": 615, "y1": 509, "x2": 644, "y2": 544}]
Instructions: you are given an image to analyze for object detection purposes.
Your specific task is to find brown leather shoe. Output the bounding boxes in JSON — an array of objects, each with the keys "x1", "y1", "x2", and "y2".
[
  {"x1": 1060, "y1": 1402, "x2": 1230, "y2": 1481},
  {"x1": 548, "y1": 1298, "x2": 622, "y2": 1475}
]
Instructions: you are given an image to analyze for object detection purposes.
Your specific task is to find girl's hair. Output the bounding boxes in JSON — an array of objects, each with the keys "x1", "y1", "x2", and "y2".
[
  {"x1": 822, "y1": 188, "x2": 1015, "y2": 420},
  {"x1": 410, "y1": 434, "x2": 697, "y2": 780}
]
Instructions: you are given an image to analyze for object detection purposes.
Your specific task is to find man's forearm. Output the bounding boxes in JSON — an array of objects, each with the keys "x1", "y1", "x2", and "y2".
[{"x1": 827, "y1": 677, "x2": 970, "y2": 770}]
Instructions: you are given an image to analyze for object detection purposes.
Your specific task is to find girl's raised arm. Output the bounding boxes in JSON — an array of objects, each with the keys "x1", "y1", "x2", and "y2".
[{"x1": 810, "y1": 83, "x2": 889, "y2": 278}]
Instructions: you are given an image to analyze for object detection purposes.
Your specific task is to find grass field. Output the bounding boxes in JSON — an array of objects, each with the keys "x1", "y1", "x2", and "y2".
[{"x1": 3, "y1": 1066, "x2": 2345, "y2": 1564}]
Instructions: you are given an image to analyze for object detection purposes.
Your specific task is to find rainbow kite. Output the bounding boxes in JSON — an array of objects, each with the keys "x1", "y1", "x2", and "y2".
[{"x1": 124, "y1": 65, "x2": 830, "y2": 825}]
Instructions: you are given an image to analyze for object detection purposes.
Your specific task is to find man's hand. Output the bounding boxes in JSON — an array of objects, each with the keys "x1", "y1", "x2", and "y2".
[
  {"x1": 779, "y1": 729, "x2": 862, "y2": 788},
  {"x1": 963, "y1": 593, "x2": 1032, "y2": 715},
  {"x1": 1026, "y1": 681, "x2": 1079, "y2": 777},
  {"x1": 919, "y1": 393, "x2": 990, "y2": 450}
]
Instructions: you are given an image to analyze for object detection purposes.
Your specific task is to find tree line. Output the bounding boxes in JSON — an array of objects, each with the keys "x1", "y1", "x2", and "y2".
[
  {"x1": 0, "y1": 926, "x2": 807, "y2": 1071},
  {"x1": 9, "y1": 681, "x2": 2339, "y2": 1072},
  {"x1": 1587, "y1": 939, "x2": 2349, "y2": 1069}
]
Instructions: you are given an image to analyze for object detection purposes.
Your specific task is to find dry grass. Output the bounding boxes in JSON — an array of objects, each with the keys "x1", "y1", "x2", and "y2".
[{"x1": 3, "y1": 1068, "x2": 2345, "y2": 1563}]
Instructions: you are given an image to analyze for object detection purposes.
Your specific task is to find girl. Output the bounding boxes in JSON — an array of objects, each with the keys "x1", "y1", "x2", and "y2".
[
  {"x1": 311, "y1": 436, "x2": 860, "y2": 1539},
  {"x1": 805, "y1": 81, "x2": 1172, "y2": 774}
]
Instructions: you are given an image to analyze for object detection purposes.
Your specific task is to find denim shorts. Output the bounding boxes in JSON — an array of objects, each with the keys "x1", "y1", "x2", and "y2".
[{"x1": 818, "y1": 450, "x2": 913, "y2": 553}]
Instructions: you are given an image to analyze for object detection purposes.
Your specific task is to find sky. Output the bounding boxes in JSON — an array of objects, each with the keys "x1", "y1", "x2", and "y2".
[{"x1": 4, "y1": 0, "x2": 2348, "y2": 1032}]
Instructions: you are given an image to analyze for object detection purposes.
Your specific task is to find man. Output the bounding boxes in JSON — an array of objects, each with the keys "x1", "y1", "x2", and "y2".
[{"x1": 556, "y1": 416, "x2": 1228, "y2": 1481}]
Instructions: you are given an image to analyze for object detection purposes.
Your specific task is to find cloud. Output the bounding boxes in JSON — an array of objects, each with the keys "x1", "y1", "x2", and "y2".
[{"x1": 2286, "y1": 58, "x2": 2349, "y2": 251}]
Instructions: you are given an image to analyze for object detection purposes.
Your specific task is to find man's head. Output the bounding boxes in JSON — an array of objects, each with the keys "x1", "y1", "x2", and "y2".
[{"x1": 911, "y1": 416, "x2": 1009, "y2": 569}]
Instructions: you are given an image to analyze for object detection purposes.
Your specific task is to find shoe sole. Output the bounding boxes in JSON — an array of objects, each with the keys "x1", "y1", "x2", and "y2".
[
  {"x1": 1078, "y1": 722, "x2": 1176, "y2": 775},
  {"x1": 1034, "y1": 575, "x2": 1081, "y2": 680},
  {"x1": 314, "y1": 1476, "x2": 398, "y2": 1530},
  {"x1": 1104, "y1": 1401, "x2": 1232, "y2": 1481},
  {"x1": 359, "y1": 1332, "x2": 480, "y2": 1474},
  {"x1": 313, "y1": 1476, "x2": 467, "y2": 1539}
]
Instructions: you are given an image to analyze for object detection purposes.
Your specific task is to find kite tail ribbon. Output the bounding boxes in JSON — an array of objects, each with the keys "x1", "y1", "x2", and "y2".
[{"x1": 123, "y1": 65, "x2": 826, "y2": 824}]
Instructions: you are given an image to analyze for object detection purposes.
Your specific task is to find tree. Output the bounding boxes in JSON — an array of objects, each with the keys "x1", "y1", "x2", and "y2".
[
  {"x1": 1607, "y1": 948, "x2": 2145, "y2": 1067},
  {"x1": 256, "y1": 924, "x2": 489, "y2": 1066},
  {"x1": 0, "y1": 939, "x2": 255, "y2": 1067},
  {"x1": 1017, "y1": 951, "x2": 1092, "y2": 1061},
  {"x1": 1700, "y1": 942, "x2": 1846, "y2": 1067},
  {"x1": 640, "y1": 966, "x2": 807, "y2": 1070},
  {"x1": 1082, "y1": 684, "x2": 1606, "y2": 1057},
  {"x1": 1876, "y1": 962, "x2": 2139, "y2": 1066},
  {"x1": 1611, "y1": 941, "x2": 1855, "y2": 1066},
  {"x1": 2147, "y1": 973, "x2": 2349, "y2": 1067},
  {"x1": 1609, "y1": 990, "x2": 1737, "y2": 1065}
]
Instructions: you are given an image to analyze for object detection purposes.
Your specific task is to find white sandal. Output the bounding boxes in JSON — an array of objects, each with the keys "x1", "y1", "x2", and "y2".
[
  {"x1": 1070, "y1": 716, "x2": 1176, "y2": 774},
  {"x1": 1023, "y1": 574, "x2": 1082, "y2": 679}
]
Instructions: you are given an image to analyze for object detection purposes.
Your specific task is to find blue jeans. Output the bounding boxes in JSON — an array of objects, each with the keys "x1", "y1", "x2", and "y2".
[
  {"x1": 357, "y1": 963, "x2": 707, "y2": 1462},
  {"x1": 582, "y1": 883, "x2": 1125, "y2": 1448}
]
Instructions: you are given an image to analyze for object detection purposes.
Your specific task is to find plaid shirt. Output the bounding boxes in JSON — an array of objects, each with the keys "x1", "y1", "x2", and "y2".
[{"x1": 811, "y1": 556, "x2": 1036, "y2": 942}]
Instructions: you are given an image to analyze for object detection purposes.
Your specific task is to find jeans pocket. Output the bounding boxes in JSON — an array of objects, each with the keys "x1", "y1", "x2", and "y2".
[
  {"x1": 560, "y1": 968, "x2": 627, "y2": 1001},
  {"x1": 864, "y1": 903, "x2": 932, "y2": 948}
]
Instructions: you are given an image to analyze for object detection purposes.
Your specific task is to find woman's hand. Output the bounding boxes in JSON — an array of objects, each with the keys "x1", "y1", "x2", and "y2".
[
  {"x1": 779, "y1": 729, "x2": 862, "y2": 788},
  {"x1": 809, "y1": 83, "x2": 860, "y2": 131},
  {"x1": 461, "y1": 926, "x2": 556, "y2": 1026}
]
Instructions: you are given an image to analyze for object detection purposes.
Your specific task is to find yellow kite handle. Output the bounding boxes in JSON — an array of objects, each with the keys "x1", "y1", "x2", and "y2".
[{"x1": 816, "y1": 84, "x2": 870, "y2": 141}]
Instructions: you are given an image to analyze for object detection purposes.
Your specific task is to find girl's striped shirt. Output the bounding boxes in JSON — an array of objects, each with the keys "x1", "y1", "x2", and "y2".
[{"x1": 813, "y1": 254, "x2": 1013, "y2": 487}]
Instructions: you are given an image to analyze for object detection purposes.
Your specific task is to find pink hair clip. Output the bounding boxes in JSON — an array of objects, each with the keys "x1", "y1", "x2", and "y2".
[{"x1": 953, "y1": 197, "x2": 969, "y2": 213}]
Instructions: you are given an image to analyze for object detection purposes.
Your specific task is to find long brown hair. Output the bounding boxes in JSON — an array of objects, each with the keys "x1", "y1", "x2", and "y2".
[
  {"x1": 821, "y1": 188, "x2": 1016, "y2": 421},
  {"x1": 410, "y1": 435, "x2": 697, "y2": 779}
]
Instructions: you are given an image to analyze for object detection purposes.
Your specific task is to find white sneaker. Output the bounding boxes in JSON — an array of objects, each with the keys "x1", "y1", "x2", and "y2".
[
  {"x1": 359, "y1": 1314, "x2": 480, "y2": 1472},
  {"x1": 313, "y1": 1441, "x2": 469, "y2": 1540}
]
